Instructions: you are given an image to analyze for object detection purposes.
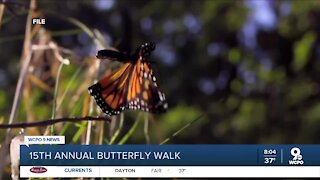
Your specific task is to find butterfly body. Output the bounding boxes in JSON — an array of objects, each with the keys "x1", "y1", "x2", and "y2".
[
  {"x1": 96, "y1": 42, "x2": 155, "y2": 62},
  {"x1": 88, "y1": 42, "x2": 167, "y2": 116}
]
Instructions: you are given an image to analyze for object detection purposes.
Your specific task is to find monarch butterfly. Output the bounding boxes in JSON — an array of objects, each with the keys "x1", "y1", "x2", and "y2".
[{"x1": 88, "y1": 42, "x2": 168, "y2": 116}]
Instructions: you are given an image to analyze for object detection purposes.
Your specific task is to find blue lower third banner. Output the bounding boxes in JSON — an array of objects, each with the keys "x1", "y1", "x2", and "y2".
[{"x1": 20, "y1": 145, "x2": 318, "y2": 166}]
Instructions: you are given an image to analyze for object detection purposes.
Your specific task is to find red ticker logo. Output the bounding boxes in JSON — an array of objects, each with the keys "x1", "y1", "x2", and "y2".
[{"x1": 30, "y1": 167, "x2": 47, "y2": 173}]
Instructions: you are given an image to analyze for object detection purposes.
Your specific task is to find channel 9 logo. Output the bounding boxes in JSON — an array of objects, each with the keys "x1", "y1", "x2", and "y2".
[{"x1": 288, "y1": 147, "x2": 304, "y2": 165}]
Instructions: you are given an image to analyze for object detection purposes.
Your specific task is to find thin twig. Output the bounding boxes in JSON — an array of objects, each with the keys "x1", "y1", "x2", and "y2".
[{"x1": 0, "y1": 116, "x2": 111, "y2": 129}]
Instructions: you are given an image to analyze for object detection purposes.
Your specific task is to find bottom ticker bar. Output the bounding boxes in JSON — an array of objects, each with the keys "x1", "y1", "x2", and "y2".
[{"x1": 20, "y1": 166, "x2": 320, "y2": 178}]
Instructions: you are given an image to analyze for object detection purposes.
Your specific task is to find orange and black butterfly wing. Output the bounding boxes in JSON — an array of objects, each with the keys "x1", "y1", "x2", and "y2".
[
  {"x1": 89, "y1": 42, "x2": 167, "y2": 116},
  {"x1": 126, "y1": 59, "x2": 168, "y2": 113},
  {"x1": 88, "y1": 63, "x2": 133, "y2": 116}
]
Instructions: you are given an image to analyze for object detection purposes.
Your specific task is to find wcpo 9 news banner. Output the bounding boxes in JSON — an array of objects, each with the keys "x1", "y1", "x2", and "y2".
[{"x1": 19, "y1": 136, "x2": 320, "y2": 178}]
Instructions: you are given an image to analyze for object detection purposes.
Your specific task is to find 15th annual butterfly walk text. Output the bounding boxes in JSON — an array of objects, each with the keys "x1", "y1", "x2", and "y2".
[{"x1": 28, "y1": 151, "x2": 181, "y2": 160}]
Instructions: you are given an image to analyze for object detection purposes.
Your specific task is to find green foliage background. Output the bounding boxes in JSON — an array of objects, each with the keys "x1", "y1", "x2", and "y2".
[
  {"x1": 2, "y1": 0, "x2": 320, "y2": 178},
  {"x1": 1, "y1": 0, "x2": 320, "y2": 148}
]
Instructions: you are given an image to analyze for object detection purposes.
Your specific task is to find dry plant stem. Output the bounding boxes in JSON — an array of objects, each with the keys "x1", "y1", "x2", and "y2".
[
  {"x1": 8, "y1": 52, "x2": 32, "y2": 125},
  {"x1": 0, "y1": 116, "x2": 111, "y2": 129},
  {"x1": 82, "y1": 94, "x2": 92, "y2": 145},
  {"x1": 21, "y1": 0, "x2": 35, "y2": 59},
  {"x1": 86, "y1": 113, "x2": 93, "y2": 145},
  {"x1": 28, "y1": 74, "x2": 52, "y2": 93},
  {"x1": 87, "y1": 57, "x2": 101, "y2": 145},
  {"x1": 50, "y1": 62, "x2": 65, "y2": 135},
  {"x1": 0, "y1": 1, "x2": 35, "y2": 177},
  {"x1": 109, "y1": 113, "x2": 124, "y2": 144},
  {"x1": 109, "y1": 116, "x2": 117, "y2": 139},
  {"x1": 0, "y1": 52, "x2": 32, "y2": 177},
  {"x1": 98, "y1": 120, "x2": 105, "y2": 144},
  {"x1": 0, "y1": 4, "x2": 4, "y2": 31},
  {"x1": 144, "y1": 114, "x2": 150, "y2": 144}
]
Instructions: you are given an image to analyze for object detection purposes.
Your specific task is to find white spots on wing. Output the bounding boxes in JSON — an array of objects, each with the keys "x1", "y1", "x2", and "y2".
[
  {"x1": 144, "y1": 72, "x2": 148, "y2": 78},
  {"x1": 152, "y1": 76, "x2": 156, "y2": 82},
  {"x1": 163, "y1": 103, "x2": 168, "y2": 109},
  {"x1": 158, "y1": 92, "x2": 165, "y2": 101}
]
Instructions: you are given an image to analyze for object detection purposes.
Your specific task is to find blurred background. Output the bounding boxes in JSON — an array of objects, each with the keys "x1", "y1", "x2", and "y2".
[{"x1": 1, "y1": 0, "x2": 320, "y2": 150}]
